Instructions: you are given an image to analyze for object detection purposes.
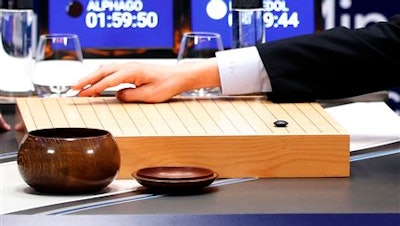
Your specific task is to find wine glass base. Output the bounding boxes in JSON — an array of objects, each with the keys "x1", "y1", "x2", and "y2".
[
  {"x1": 181, "y1": 88, "x2": 221, "y2": 97},
  {"x1": 0, "y1": 90, "x2": 33, "y2": 97}
]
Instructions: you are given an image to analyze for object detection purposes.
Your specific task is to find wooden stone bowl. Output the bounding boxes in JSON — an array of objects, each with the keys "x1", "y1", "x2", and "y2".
[{"x1": 17, "y1": 128, "x2": 121, "y2": 194}]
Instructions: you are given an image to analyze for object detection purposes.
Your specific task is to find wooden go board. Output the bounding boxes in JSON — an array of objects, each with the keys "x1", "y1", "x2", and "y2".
[{"x1": 15, "y1": 96, "x2": 350, "y2": 178}]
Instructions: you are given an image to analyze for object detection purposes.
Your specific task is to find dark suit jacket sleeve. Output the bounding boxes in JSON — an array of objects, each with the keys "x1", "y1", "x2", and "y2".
[{"x1": 257, "y1": 14, "x2": 400, "y2": 102}]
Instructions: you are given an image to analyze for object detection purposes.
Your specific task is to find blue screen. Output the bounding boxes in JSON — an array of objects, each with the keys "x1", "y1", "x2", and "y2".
[
  {"x1": 191, "y1": 0, "x2": 316, "y2": 48},
  {"x1": 48, "y1": 0, "x2": 174, "y2": 49}
]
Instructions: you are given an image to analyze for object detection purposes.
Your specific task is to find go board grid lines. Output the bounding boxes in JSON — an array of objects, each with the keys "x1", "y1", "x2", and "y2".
[
  {"x1": 15, "y1": 96, "x2": 347, "y2": 137},
  {"x1": 15, "y1": 96, "x2": 350, "y2": 178}
]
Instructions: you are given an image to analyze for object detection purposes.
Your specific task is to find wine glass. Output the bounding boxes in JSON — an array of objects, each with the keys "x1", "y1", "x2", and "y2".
[
  {"x1": 32, "y1": 33, "x2": 85, "y2": 98},
  {"x1": 177, "y1": 32, "x2": 224, "y2": 96}
]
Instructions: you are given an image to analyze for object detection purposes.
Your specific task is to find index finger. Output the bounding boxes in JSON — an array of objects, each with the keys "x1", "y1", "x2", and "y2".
[{"x1": 72, "y1": 63, "x2": 119, "y2": 90}]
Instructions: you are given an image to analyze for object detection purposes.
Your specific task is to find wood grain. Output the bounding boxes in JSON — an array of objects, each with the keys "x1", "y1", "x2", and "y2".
[{"x1": 15, "y1": 96, "x2": 350, "y2": 178}]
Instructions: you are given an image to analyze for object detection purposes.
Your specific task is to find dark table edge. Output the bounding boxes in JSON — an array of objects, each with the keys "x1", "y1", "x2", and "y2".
[{"x1": 2, "y1": 213, "x2": 400, "y2": 226}]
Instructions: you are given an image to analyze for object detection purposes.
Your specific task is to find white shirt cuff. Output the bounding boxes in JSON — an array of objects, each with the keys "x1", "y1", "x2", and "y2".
[{"x1": 215, "y1": 46, "x2": 272, "y2": 95}]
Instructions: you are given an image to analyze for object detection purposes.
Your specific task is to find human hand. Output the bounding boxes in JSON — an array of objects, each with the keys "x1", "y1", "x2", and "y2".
[
  {"x1": 71, "y1": 59, "x2": 221, "y2": 103},
  {"x1": 0, "y1": 113, "x2": 11, "y2": 132}
]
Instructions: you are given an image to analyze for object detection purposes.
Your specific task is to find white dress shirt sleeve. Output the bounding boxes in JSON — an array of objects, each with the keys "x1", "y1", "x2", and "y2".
[{"x1": 215, "y1": 46, "x2": 272, "y2": 95}]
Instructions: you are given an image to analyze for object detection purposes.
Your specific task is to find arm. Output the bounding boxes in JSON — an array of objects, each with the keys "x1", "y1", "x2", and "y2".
[
  {"x1": 73, "y1": 14, "x2": 400, "y2": 103},
  {"x1": 261, "y1": 14, "x2": 400, "y2": 102}
]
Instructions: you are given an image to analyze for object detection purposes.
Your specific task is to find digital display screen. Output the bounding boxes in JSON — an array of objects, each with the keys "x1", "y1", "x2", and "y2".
[
  {"x1": 191, "y1": 0, "x2": 318, "y2": 48},
  {"x1": 42, "y1": 0, "x2": 319, "y2": 57},
  {"x1": 48, "y1": 0, "x2": 174, "y2": 49}
]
